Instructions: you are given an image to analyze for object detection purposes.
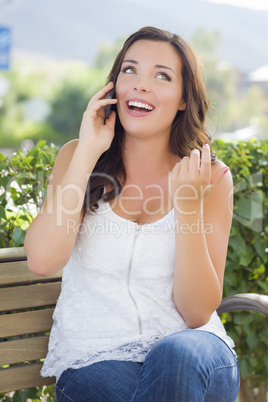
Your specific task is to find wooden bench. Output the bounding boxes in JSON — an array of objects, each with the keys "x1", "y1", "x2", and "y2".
[
  {"x1": 0, "y1": 247, "x2": 268, "y2": 394},
  {"x1": 0, "y1": 247, "x2": 62, "y2": 393}
]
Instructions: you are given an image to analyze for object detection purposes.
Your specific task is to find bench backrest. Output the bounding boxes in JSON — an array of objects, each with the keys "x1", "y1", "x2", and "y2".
[{"x1": 0, "y1": 247, "x2": 62, "y2": 393}]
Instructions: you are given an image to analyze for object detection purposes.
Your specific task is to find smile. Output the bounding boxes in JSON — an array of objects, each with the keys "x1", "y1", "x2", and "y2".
[
  {"x1": 126, "y1": 100, "x2": 155, "y2": 115},
  {"x1": 127, "y1": 101, "x2": 154, "y2": 111}
]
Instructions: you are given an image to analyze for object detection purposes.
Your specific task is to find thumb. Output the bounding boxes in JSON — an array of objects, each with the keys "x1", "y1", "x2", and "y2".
[{"x1": 211, "y1": 166, "x2": 229, "y2": 188}]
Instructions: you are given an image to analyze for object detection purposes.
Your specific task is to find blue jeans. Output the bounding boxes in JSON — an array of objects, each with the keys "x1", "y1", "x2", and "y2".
[{"x1": 56, "y1": 330, "x2": 240, "y2": 401}]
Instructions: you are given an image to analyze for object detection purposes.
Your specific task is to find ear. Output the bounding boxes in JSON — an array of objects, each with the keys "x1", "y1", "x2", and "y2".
[{"x1": 178, "y1": 100, "x2": 186, "y2": 111}]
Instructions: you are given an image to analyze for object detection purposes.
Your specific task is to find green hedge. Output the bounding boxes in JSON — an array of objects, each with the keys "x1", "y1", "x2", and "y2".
[
  {"x1": 0, "y1": 141, "x2": 58, "y2": 248},
  {"x1": 213, "y1": 139, "x2": 268, "y2": 386},
  {"x1": 0, "y1": 139, "x2": 267, "y2": 390}
]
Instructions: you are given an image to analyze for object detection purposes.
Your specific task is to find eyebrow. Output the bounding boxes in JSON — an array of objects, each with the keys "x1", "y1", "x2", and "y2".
[
  {"x1": 155, "y1": 64, "x2": 175, "y2": 74},
  {"x1": 122, "y1": 59, "x2": 175, "y2": 74}
]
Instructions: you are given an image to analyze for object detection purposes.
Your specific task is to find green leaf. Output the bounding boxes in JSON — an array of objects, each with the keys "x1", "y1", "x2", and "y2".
[
  {"x1": 234, "y1": 313, "x2": 254, "y2": 325},
  {"x1": 246, "y1": 332, "x2": 259, "y2": 349},
  {"x1": 26, "y1": 155, "x2": 34, "y2": 165},
  {"x1": 229, "y1": 232, "x2": 246, "y2": 251},
  {"x1": 22, "y1": 386, "x2": 41, "y2": 399},
  {"x1": 12, "y1": 227, "x2": 26, "y2": 246},
  {"x1": 0, "y1": 237, "x2": 7, "y2": 248},
  {"x1": 263, "y1": 355, "x2": 268, "y2": 371},
  {"x1": 36, "y1": 140, "x2": 46, "y2": 148},
  {"x1": 239, "y1": 358, "x2": 253, "y2": 379},
  {"x1": 41, "y1": 150, "x2": 51, "y2": 165},
  {"x1": 234, "y1": 197, "x2": 263, "y2": 220},
  {"x1": 249, "y1": 356, "x2": 258, "y2": 368},
  {"x1": 28, "y1": 148, "x2": 39, "y2": 167},
  {"x1": 228, "y1": 234, "x2": 255, "y2": 266},
  {"x1": 13, "y1": 390, "x2": 25, "y2": 402},
  {"x1": 257, "y1": 280, "x2": 268, "y2": 292},
  {"x1": 0, "y1": 206, "x2": 6, "y2": 220},
  {"x1": 254, "y1": 236, "x2": 268, "y2": 263}
]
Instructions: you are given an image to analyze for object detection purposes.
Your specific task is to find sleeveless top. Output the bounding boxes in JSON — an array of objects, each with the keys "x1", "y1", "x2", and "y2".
[{"x1": 41, "y1": 199, "x2": 235, "y2": 380}]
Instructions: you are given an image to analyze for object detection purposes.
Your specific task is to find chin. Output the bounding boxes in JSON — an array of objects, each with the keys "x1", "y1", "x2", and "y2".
[{"x1": 121, "y1": 119, "x2": 150, "y2": 138}]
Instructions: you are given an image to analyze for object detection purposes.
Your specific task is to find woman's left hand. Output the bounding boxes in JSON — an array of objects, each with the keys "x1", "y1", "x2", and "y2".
[{"x1": 170, "y1": 144, "x2": 229, "y2": 214}]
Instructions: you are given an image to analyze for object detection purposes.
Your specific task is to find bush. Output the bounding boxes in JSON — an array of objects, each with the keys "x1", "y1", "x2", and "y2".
[
  {"x1": 213, "y1": 138, "x2": 268, "y2": 396},
  {"x1": 0, "y1": 141, "x2": 59, "y2": 248}
]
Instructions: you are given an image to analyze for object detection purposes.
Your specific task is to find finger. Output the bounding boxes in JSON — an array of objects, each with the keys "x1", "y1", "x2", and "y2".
[
  {"x1": 200, "y1": 143, "x2": 211, "y2": 180},
  {"x1": 211, "y1": 166, "x2": 229, "y2": 188},
  {"x1": 180, "y1": 156, "x2": 190, "y2": 177},
  {"x1": 87, "y1": 82, "x2": 114, "y2": 107},
  {"x1": 171, "y1": 161, "x2": 181, "y2": 177},
  {"x1": 189, "y1": 149, "x2": 200, "y2": 179},
  {"x1": 86, "y1": 98, "x2": 118, "y2": 117}
]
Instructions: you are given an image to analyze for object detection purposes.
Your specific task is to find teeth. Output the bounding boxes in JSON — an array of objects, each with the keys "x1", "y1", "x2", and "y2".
[{"x1": 128, "y1": 101, "x2": 153, "y2": 111}]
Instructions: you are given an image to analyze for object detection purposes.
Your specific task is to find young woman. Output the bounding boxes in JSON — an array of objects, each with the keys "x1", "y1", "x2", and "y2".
[{"x1": 24, "y1": 26, "x2": 240, "y2": 401}]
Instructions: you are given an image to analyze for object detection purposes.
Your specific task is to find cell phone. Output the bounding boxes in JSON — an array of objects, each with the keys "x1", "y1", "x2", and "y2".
[{"x1": 105, "y1": 81, "x2": 116, "y2": 120}]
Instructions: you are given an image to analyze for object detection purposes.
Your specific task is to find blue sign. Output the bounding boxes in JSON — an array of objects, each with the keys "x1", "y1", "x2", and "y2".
[{"x1": 0, "y1": 27, "x2": 11, "y2": 70}]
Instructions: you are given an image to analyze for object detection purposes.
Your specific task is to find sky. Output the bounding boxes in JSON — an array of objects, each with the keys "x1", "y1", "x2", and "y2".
[{"x1": 204, "y1": 0, "x2": 268, "y2": 10}]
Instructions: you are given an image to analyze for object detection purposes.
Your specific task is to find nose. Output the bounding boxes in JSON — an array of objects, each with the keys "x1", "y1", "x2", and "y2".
[{"x1": 134, "y1": 75, "x2": 151, "y2": 93}]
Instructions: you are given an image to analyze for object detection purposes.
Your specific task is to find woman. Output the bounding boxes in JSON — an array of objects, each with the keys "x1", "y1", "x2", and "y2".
[{"x1": 24, "y1": 26, "x2": 240, "y2": 401}]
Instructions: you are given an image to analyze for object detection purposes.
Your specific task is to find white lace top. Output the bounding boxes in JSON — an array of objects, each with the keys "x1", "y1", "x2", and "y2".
[{"x1": 41, "y1": 199, "x2": 235, "y2": 380}]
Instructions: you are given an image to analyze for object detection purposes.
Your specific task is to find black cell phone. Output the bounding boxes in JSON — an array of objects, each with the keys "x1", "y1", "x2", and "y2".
[{"x1": 105, "y1": 81, "x2": 116, "y2": 120}]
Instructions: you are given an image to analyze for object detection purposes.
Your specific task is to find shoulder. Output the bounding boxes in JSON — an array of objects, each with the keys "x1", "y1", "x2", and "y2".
[
  {"x1": 211, "y1": 158, "x2": 233, "y2": 189},
  {"x1": 57, "y1": 139, "x2": 79, "y2": 161},
  {"x1": 49, "y1": 139, "x2": 79, "y2": 184},
  {"x1": 53, "y1": 139, "x2": 79, "y2": 169},
  {"x1": 211, "y1": 158, "x2": 227, "y2": 173}
]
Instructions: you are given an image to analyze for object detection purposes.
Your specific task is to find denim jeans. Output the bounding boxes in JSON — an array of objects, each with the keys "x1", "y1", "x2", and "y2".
[{"x1": 56, "y1": 330, "x2": 240, "y2": 402}]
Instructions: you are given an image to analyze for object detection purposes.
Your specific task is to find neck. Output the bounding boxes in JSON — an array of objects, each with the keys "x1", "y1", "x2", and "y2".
[{"x1": 122, "y1": 135, "x2": 179, "y2": 182}]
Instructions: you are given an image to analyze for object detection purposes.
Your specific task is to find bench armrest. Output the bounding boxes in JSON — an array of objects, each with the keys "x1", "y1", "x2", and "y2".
[{"x1": 217, "y1": 293, "x2": 268, "y2": 315}]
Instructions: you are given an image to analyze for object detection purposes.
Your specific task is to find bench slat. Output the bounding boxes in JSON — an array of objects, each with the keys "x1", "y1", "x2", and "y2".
[
  {"x1": 0, "y1": 260, "x2": 62, "y2": 287},
  {"x1": 0, "y1": 247, "x2": 26, "y2": 262},
  {"x1": 0, "y1": 308, "x2": 54, "y2": 337},
  {"x1": 0, "y1": 335, "x2": 49, "y2": 365},
  {"x1": 0, "y1": 363, "x2": 55, "y2": 393},
  {"x1": 0, "y1": 282, "x2": 61, "y2": 312}
]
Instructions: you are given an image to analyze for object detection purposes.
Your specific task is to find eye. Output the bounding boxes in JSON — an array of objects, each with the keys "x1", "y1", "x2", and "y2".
[
  {"x1": 156, "y1": 72, "x2": 172, "y2": 82},
  {"x1": 121, "y1": 66, "x2": 136, "y2": 74}
]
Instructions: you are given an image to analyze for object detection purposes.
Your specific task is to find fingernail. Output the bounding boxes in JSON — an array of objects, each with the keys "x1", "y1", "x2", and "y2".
[
  {"x1": 203, "y1": 143, "x2": 209, "y2": 148},
  {"x1": 223, "y1": 167, "x2": 229, "y2": 174}
]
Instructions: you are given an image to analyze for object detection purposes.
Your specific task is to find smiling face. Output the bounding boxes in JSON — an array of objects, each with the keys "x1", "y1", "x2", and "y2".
[{"x1": 115, "y1": 40, "x2": 186, "y2": 142}]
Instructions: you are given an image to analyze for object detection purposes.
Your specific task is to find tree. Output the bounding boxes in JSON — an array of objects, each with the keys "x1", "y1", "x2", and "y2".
[{"x1": 191, "y1": 28, "x2": 268, "y2": 135}]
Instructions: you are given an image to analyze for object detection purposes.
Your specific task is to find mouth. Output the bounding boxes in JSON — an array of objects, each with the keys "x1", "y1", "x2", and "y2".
[{"x1": 126, "y1": 100, "x2": 155, "y2": 115}]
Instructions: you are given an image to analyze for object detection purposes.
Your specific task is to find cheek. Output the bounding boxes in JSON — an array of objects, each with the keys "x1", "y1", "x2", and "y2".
[
  {"x1": 114, "y1": 84, "x2": 124, "y2": 114},
  {"x1": 160, "y1": 90, "x2": 182, "y2": 115},
  {"x1": 115, "y1": 81, "x2": 128, "y2": 109},
  {"x1": 115, "y1": 74, "x2": 132, "y2": 97}
]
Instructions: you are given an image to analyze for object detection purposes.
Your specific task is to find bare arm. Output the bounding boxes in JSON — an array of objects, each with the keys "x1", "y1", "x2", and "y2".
[
  {"x1": 24, "y1": 82, "x2": 117, "y2": 276},
  {"x1": 170, "y1": 144, "x2": 233, "y2": 328}
]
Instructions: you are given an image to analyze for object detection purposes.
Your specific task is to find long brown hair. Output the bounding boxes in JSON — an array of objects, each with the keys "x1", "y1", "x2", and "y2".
[{"x1": 83, "y1": 26, "x2": 215, "y2": 214}]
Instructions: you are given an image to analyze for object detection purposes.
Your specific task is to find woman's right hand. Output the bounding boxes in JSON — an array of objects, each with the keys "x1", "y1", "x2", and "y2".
[{"x1": 78, "y1": 82, "x2": 118, "y2": 156}]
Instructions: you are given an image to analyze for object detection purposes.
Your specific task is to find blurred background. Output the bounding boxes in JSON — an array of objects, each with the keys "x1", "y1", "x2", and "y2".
[{"x1": 0, "y1": 0, "x2": 268, "y2": 154}]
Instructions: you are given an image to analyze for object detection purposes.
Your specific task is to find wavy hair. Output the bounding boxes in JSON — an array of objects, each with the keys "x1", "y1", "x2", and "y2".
[{"x1": 83, "y1": 26, "x2": 215, "y2": 214}]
